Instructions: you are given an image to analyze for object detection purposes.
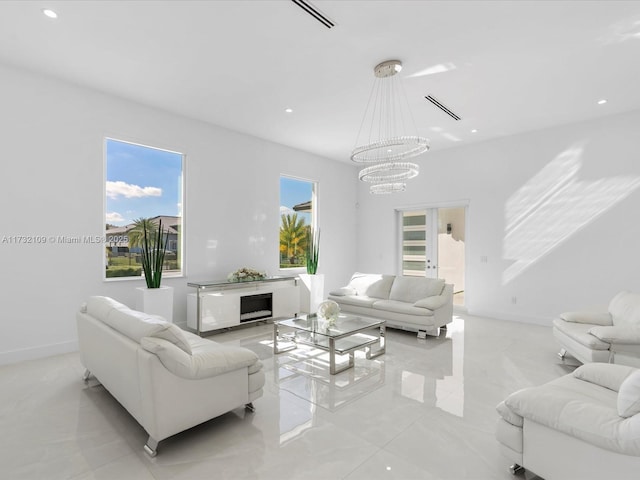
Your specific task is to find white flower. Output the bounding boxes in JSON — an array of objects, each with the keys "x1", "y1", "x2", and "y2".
[{"x1": 318, "y1": 300, "x2": 340, "y2": 321}]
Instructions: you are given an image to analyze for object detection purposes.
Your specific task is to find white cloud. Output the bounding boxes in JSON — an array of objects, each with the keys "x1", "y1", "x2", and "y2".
[
  {"x1": 106, "y1": 181, "x2": 162, "y2": 199},
  {"x1": 106, "y1": 211, "x2": 125, "y2": 223},
  {"x1": 280, "y1": 206, "x2": 294, "y2": 215}
]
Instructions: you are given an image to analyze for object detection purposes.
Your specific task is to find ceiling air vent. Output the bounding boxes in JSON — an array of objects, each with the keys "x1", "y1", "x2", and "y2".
[
  {"x1": 291, "y1": 0, "x2": 335, "y2": 29},
  {"x1": 425, "y1": 95, "x2": 462, "y2": 121}
]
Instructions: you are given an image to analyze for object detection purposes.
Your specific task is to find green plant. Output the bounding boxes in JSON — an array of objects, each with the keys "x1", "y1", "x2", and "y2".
[
  {"x1": 279, "y1": 213, "x2": 307, "y2": 265},
  {"x1": 137, "y1": 218, "x2": 169, "y2": 288},
  {"x1": 306, "y1": 227, "x2": 320, "y2": 274}
]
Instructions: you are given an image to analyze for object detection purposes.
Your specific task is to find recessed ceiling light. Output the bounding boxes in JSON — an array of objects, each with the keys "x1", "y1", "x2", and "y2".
[
  {"x1": 597, "y1": 99, "x2": 607, "y2": 105},
  {"x1": 471, "y1": 129, "x2": 478, "y2": 133},
  {"x1": 42, "y1": 8, "x2": 58, "y2": 19},
  {"x1": 284, "y1": 108, "x2": 293, "y2": 113}
]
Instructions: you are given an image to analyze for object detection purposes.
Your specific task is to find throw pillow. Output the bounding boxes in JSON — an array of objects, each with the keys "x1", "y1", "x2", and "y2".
[{"x1": 617, "y1": 370, "x2": 640, "y2": 418}]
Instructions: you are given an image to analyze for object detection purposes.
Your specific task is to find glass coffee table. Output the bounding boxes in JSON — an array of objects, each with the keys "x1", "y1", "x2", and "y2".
[{"x1": 273, "y1": 314, "x2": 386, "y2": 374}]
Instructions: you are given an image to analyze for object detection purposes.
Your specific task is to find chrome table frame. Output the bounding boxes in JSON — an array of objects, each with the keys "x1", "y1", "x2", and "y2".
[{"x1": 273, "y1": 315, "x2": 386, "y2": 374}]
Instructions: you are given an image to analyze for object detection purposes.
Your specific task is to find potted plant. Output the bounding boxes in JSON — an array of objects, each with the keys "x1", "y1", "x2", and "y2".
[
  {"x1": 299, "y1": 227, "x2": 324, "y2": 316},
  {"x1": 134, "y1": 218, "x2": 174, "y2": 322},
  {"x1": 306, "y1": 227, "x2": 320, "y2": 275}
]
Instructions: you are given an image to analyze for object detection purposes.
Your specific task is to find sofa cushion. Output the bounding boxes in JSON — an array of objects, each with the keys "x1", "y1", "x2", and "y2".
[
  {"x1": 334, "y1": 295, "x2": 378, "y2": 308},
  {"x1": 573, "y1": 363, "x2": 636, "y2": 393},
  {"x1": 347, "y1": 273, "x2": 395, "y2": 299},
  {"x1": 373, "y1": 299, "x2": 434, "y2": 317},
  {"x1": 609, "y1": 291, "x2": 640, "y2": 328},
  {"x1": 618, "y1": 370, "x2": 640, "y2": 418},
  {"x1": 88, "y1": 296, "x2": 192, "y2": 354},
  {"x1": 141, "y1": 337, "x2": 260, "y2": 380},
  {"x1": 388, "y1": 277, "x2": 445, "y2": 304},
  {"x1": 504, "y1": 373, "x2": 640, "y2": 456},
  {"x1": 151, "y1": 323, "x2": 193, "y2": 354},
  {"x1": 414, "y1": 295, "x2": 448, "y2": 311},
  {"x1": 552, "y1": 318, "x2": 611, "y2": 350},
  {"x1": 86, "y1": 296, "x2": 128, "y2": 321},
  {"x1": 560, "y1": 311, "x2": 613, "y2": 326}
]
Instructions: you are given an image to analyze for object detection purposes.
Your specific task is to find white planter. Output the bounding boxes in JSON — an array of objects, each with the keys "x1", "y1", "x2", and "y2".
[
  {"x1": 136, "y1": 286, "x2": 174, "y2": 323},
  {"x1": 299, "y1": 273, "x2": 325, "y2": 315}
]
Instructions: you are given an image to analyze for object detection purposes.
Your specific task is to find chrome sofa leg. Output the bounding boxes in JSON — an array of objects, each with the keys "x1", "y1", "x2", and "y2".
[
  {"x1": 245, "y1": 402, "x2": 256, "y2": 412},
  {"x1": 144, "y1": 436, "x2": 158, "y2": 457},
  {"x1": 82, "y1": 369, "x2": 91, "y2": 382},
  {"x1": 426, "y1": 326, "x2": 440, "y2": 337},
  {"x1": 509, "y1": 463, "x2": 523, "y2": 475},
  {"x1": 557, "y1": 348, "x2": 567, "y2": 360}
]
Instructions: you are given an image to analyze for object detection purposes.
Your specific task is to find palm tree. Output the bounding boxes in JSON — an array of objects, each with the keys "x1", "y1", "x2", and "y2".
[
  {"x1": 280, "y1": 213, "x2": 307, "y2": 264},
  {"x1": 128, "y1": 218, "x2": 158, "y2": 250}
]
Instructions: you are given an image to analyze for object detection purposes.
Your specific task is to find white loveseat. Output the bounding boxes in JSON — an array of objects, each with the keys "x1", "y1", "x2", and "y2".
[
  {"x1": 328, "y1": 273, "x2": 453, "y2": 337},
  {"x1": 553, "y1": 291, "x2": 640, "y2": 367},
  {"x1": 496, "y1": 363, "x2": 640, "y2": 479},
  {"x1": 76, "y1": 296, "x2": 265, "y2": 456}
]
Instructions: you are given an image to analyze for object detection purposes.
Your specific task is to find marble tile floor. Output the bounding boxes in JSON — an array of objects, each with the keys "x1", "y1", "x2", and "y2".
[{"x1": 0, "y1": 313, "x2": 579, "y2": 480}]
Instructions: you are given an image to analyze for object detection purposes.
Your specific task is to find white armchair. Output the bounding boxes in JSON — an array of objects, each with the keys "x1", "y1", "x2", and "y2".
[
  {"x1": 496, "y1": 363, "x2": 640, "y2": 479},
  {"x1": 553, "y1": 291, "x2": 640, "y2": 367}
]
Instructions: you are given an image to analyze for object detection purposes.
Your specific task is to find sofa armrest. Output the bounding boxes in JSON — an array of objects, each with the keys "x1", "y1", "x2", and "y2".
[
  {"x1": 572, "y1": 363, "x2": 637, "y2": 392},
  {"x1": 414, "y1": 295, "x2": 448, "y2": 310},
  {"x1": 588, "y1": 326, "x2": 640, "y2": 345},
  {"x1": 559, "y1": 311, "x2": 612, "y2": 326},
  {"x1": 496, "y1": 400, "x2": 523, "y2": 427},
  {"x1": 140, "y1": 337, "x2": 259, "y2": 380},
  {"x1": 329, "y1": 286, "x2": 356, "y2": 296}
]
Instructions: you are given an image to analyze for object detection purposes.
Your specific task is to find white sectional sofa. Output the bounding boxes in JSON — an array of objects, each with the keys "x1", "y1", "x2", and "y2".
[
  {"x1": 76, "y1": 296, "x2": 265, "y2": 456},
  {"x1": 328, "y1": 273, "x2": 453, "y2": 336},
  {"x1": 496, "y1": 363, "x2": 640, "y2": 479}
]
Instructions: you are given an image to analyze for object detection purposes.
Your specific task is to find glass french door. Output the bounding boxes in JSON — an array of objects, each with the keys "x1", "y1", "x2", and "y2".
[{"x1": 400, "y1": 207, "x2": 466, "y2": 304}]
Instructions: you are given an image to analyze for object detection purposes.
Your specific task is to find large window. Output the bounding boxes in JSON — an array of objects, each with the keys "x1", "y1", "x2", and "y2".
[
  {"x1": 105, "y1": 138, "x2": 184, "y2": 279},
  {"x1": 279, "y1": 176, "x2": 316, "y2": 269}
]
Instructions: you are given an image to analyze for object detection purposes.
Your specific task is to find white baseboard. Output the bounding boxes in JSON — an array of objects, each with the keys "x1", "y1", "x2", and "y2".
[
  {"x1": 0, "y1": 340, "x2": 78, "y2": 366},
  {"x1": 466, "y1": 308, "x2": 553, "y2": 327}
]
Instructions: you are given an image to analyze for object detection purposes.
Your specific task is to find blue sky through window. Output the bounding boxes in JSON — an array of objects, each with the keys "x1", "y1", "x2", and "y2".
[
  {"x1": 106, "y1": 139, "x2": 183, "y2": 226},
  {"x1": 280, "y1": 176, "x2": 312, "y2": 226}
]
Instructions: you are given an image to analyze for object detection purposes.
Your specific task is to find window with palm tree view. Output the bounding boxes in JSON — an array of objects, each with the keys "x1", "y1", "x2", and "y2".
[
  {"x1": 280, "y1": 176, "x2": 315, "y2": 269},
  {"x1": 104, "y1": 138, "x2": 184, "y2": 279}
]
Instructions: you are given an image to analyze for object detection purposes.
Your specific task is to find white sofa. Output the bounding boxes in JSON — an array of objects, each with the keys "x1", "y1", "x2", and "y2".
[
  {"x1": 328, "y1": 273, "x2": 453, "y2": 337},
  {"x1": 553, "y1": 291, "x2": 640, "y2": 367},
  {"x1": 496, "y1": 363, "x2": 640, "y2": 479},
  {"x1": 76, "y1": 296, "x2": 265, "y2": 457}
]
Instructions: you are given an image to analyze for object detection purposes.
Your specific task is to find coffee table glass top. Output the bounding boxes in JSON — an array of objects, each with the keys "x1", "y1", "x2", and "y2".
[{"x1": 277, "y1": 314, "x2": 383, "y2": 337}]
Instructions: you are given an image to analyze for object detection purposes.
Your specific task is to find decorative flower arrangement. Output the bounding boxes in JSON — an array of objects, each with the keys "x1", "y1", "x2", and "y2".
[
  {"x1": 227, "y1": 267, "x2": 267, "y2": 282},
  {"x1": 318, "y1": 300, "x2": 340, "y2": 326}
]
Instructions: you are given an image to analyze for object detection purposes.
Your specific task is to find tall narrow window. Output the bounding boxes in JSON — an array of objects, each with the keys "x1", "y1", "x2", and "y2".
[
  {"x1": 279, "y1": 176, "x2": 316, "y2": 269},
  {"x1": 105, "y1": 138, "x2": 184, "y2": 279}
]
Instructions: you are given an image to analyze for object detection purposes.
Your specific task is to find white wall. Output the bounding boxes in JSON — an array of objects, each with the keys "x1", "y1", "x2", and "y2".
[
  {"x1": 0, "y1": 63, "x2": 358, "y2": 365},
  {"x1": 356, "y1": 110, "x2": 640, "y2": 324}
]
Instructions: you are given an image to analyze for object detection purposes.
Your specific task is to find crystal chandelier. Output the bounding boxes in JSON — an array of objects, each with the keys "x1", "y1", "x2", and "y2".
[{"x1": 351, "y1": 60, "x2": 429, "y2": 194}]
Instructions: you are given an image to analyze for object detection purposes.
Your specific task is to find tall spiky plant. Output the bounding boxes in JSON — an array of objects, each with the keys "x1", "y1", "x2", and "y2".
[
  {"x1": 139, "y1": 218, "x2": 169, "y2": 288},
  {"x1": 306, "y1": 227, "x2": 320, "y2": 274}
]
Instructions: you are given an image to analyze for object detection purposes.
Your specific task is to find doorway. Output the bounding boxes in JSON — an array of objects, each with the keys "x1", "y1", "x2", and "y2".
[{"x1": 399, "y1": 206, "x2": 466, "y2": 306}]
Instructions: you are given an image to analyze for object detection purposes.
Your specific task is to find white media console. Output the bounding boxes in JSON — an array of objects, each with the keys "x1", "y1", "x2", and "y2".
[{"x1": 187, "y1": 276, "x2": 300, "y2": 335}]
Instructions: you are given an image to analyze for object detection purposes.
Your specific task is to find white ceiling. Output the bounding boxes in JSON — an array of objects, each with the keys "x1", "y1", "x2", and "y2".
[{"x1": 1, "y1": 1, "x2": 640, "y2": 162}]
